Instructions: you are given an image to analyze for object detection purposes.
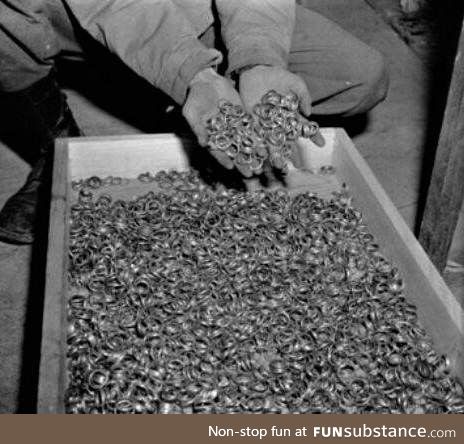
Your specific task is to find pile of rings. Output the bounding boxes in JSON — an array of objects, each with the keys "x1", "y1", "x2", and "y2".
[
  {"x1": 65, "y1": 171, "x2": 464, "y2": 414},
  {"x1": 206, "y1": 90, "x2": 322, "y2": 172}
]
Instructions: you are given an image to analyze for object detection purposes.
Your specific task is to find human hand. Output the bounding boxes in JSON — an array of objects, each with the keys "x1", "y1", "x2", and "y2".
[
  {"x1": 239, "y1": 65, "x2": 322, "y2": 169},
  {"x1": 183, "y1": 68, "x2": 244, "y2": 171},
  {"x1": 239, "y1": 65, "x2": 312, "y2": 117},
  {"x1": 240, "y1": 66, "x2": 325, "y2": 167}
]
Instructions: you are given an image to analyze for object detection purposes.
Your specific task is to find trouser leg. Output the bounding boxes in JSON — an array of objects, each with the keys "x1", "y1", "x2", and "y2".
[
  {"x1": 289, "y1": 5, "x2": 389, "y2": 117},
  {"x1": 0, "y1": 72, "x2": 82, "y2": 244}
]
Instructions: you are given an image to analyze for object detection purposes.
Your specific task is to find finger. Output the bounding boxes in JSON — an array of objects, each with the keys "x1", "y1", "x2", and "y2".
[
  {"x1": 191, "y1": 121, "x2": 208, "y2": 147},
  {"x1": 289, "y1": 143, "x2": 303, "y2": 169},
  {"x1": 266, "y1": 143, "x2": 282, "y2": 163},
  {"x1": 265, "y1": 143, "x2": 288, "y2": 171},
  {"x1": 265, "y1": 143, "x2": 286, "y2": 171},
  {"x1": 310, "y1": 131, "x2": 326, "y2": 147},
  {"x1": 298, "y1": 90, "x2": 312, "y2": 117},
  {"x1": 298, "y1": 115, "x2": 325, "y2": 147},
  {"x1": 262, "y1": 164, "x2": 281, "y2": 189},
  {"x1": 197, "y1": 134, "x2": 207, "y2": 147},
  {"x1": 183, "y1": 104, "x2": 208, "y2": 146},
  {"x1": 239, "y1": 94, "x2": 258, "y2": 115},
  {"x1": 270, "y1": 155, "x2": 286, "y2": 171},
  {"x1": 292, "y1": 81, "x2": 312, "y2": 117},
  {"x1": 236, "y1": 162, "x2": 253, "y2": 178},
  {"x1": 210, "y1": 150, "x2": 234, "y2": 169}
]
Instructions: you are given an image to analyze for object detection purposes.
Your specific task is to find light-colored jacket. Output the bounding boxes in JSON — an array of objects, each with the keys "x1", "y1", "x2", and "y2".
[{"x1": 0, "y1": 0, "x2": 295, "y2": 103}]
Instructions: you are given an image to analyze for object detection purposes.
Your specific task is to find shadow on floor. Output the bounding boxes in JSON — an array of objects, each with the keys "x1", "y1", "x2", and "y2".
[
  {"x1": 15, "y1": 177, "x2": 51, "y2": 412},
  {"x1": 372, "y1": 0, "x2": 464, "y2": 235}
]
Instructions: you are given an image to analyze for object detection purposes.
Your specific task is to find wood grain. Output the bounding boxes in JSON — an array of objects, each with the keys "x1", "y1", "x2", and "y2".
[
  {"x1": 37, "y1": 139, "x2": 69, "y2": 413},
  {"x1": 419, "y1": 20, "x2": 464, "y2": 272},
  {"x1": 334, "y1": 130, "x2": 464, "y2": 380},
  {"x1": 37, "y1": 128, "x2": 464, "y2": 412}
]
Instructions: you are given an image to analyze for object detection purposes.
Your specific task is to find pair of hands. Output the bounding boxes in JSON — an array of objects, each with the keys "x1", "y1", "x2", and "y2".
[{"x1": 182, "y1": 66, "x2": 311, "y2": 177}]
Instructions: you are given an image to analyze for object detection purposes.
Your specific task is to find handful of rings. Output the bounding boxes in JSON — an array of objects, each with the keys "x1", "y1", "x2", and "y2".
[{"x1": 206, "y1": 90, "x2": 323, "y2": 173}]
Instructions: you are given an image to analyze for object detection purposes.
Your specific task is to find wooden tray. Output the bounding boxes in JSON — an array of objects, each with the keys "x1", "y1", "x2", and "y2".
[{"x1": 37, "y1": 129, "x2": 464, "y2": 412}]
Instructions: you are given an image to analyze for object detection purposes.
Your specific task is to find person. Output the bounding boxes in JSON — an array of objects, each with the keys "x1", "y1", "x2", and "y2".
[{"x1": 0, "y1": 0, "x2": 388, "y2": 244}]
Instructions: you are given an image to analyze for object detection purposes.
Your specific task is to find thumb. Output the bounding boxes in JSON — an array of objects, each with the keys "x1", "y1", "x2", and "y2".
[
  {"x1": 298, "y1": 89, "x2": 312, "y2": 117},
  {"x1": 193, "y1": 122, "x2": 208, "y2": 146},
  {"x1": 293, "y1": 81, "x2": 312, "y2": 117},
  {"x1": 187, "y1": 112, "x2": 207, "y2": 146},
  {"x1": 183, "y1": 103, "x2": 208, "y2": 146}
]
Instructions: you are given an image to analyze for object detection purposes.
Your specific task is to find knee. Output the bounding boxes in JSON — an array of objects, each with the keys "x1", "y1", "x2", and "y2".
[
  {"x1": 345, "y1": 49, "x2": 389, "y2": 116},
  {"x1": 360, "y1": 49, "x2": 389, "y2": 108}
]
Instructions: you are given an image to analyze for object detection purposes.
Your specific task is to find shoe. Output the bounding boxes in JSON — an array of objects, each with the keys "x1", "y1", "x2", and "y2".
[
  {"x1": 0, "y1": 157, "x2": 48, "y2": 244},
  {"x1": 0, "y1": 77, "x2": 82, "y2": 244}
]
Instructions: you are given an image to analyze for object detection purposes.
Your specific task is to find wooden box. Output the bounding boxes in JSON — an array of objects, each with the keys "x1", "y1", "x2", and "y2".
[{"x1": 37, "y1": 129, "x2": 464, "y2": 412}]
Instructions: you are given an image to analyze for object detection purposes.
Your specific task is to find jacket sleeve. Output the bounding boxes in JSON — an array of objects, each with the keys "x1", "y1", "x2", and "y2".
[
  {"x1": 215, "y1": 0, "x2": 295, "y2": 75},
  {"x1": 64, "y1": 0, "x2": 223, "y2": 104}
]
